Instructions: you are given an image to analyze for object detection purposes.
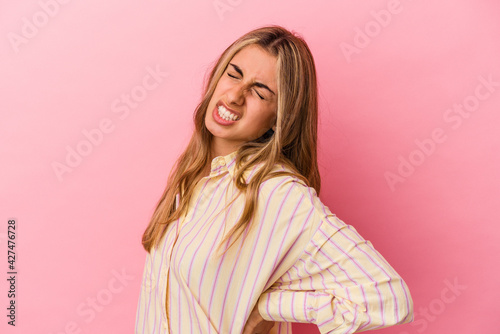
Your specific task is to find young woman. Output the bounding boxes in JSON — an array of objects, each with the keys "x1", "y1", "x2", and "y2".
[{"x1": 135, "y1": 25, "x2": 413, "y2": 334}]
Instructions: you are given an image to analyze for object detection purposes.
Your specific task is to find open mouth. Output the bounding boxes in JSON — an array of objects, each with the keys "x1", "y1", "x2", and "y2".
[{"x1": 217, "y1": 104, "x2": 240, "y2": 121}]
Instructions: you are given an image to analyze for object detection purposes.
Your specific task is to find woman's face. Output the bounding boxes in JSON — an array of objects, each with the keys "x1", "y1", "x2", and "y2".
[{"x1": 205, "y1": 44, "x2": 278, "y2": 156}]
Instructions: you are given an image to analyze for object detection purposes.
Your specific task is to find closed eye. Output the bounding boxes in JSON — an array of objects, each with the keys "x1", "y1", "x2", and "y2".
[
  {"x1": 227, "y1": 72, "x2": 265, "y2": 100},
  {"x1": 254, "y1": 90, "x2": 264, "y2": 100}
]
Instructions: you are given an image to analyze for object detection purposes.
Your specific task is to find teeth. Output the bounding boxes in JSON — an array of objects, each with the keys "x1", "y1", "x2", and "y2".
[{"x1": 218, "y1": 105, "x2": 239, "y2": 121}]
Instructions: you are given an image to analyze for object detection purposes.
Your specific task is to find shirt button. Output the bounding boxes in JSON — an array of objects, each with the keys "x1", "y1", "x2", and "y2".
[
  {"x1": 162, "y1": 321, "x2": 168, "y2": 329},
  {"x1": 219, "y1": 159, "x2": 226, "y2": 166}
]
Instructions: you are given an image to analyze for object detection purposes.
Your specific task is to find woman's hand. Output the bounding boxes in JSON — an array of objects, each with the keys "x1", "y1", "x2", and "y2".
[{"x1": 242, "y1": 303, "x2": 275, "y2": 334}]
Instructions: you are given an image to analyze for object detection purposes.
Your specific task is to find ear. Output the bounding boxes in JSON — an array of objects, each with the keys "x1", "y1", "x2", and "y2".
[{"x1": 272, "y1": 124, "x2": 276, "y2": 131}]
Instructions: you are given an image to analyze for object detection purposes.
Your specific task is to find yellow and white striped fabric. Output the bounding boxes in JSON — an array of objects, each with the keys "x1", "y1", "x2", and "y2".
[{"x1": 135, "y1": 150, "x2": 413, "y2": 333}]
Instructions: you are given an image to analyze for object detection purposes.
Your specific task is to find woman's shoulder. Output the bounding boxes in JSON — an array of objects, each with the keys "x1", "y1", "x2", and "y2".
[
  {"x1": 237, "y1": 155, "x2": 320, "y2": 203},
  {"x1": 257, "y1": 162, "x2": 318, "y2": 201},
  {"x1": 257, "y1": 161, "x2": 338, "y2": 221}
]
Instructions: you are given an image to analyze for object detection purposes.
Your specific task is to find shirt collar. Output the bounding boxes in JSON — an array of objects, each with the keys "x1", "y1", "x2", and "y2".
[
  {"x1": 209, "y1": 150, "x2": 240, "y2": 179},
  {"x1": 208, "y1": 150, "x2": 278, "y2": 182}
]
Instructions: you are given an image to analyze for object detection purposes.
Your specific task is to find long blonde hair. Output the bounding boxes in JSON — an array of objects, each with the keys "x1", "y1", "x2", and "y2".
[{"x1": 142, "y1": 25, "x2": 320, "y2": 255}]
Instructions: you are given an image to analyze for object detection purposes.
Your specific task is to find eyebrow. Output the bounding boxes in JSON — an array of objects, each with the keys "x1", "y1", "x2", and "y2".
[{"x1": 228, "y1": 63, "x2": 276, "y2": 95}]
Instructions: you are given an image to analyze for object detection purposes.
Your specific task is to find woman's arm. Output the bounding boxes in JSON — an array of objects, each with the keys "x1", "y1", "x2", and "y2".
[
  {"x1": 242, "y1": 303, "x2": 275, "y2": 334},
  {"x1": 255, "y1": 180, "x2": 413, "y2": 333}
]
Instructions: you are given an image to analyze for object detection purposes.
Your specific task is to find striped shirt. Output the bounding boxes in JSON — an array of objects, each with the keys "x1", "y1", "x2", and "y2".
[{"x1": 135, "y1": 150, "x2": 413, "y2": 333}]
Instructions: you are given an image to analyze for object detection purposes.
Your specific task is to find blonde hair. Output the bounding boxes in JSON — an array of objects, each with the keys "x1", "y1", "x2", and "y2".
[{"x1": 142, "y1": 25, "x2": 320, "y2": 256}]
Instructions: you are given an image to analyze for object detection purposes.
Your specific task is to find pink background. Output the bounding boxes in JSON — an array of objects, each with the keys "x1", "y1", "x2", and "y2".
[{"x1": 1, "y1": 0, "x2": 499, "y2": 333}]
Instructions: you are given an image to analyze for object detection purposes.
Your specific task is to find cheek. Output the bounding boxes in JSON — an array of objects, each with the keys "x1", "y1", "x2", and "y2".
[
  {"x1": 251, "y1": 108, "x2": 276, "y2": 129},
  {"x1": 266, "y1": 112, "x2": 277, "y2": 128},
  {"x1": 213, "y1": 79, "x2": 231, "y2": 94},
  {"x1": 261, "y1": 103, "x2": 277, "y2": 124}
]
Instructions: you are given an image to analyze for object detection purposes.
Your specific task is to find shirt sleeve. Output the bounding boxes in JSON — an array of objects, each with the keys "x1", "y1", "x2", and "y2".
[{"x1": 256, "y1": 180, "x2": 414, "y2": 333}]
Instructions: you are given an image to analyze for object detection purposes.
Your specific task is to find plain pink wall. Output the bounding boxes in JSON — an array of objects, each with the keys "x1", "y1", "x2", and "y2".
[{"x1": 1, "y1": 0, "x2": 499, "y2": 333}]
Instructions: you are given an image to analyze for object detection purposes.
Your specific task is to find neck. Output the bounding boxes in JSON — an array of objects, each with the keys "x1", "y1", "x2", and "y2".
[{"x1": 210, "y1": 138, "x2": 240, "y2": 160}]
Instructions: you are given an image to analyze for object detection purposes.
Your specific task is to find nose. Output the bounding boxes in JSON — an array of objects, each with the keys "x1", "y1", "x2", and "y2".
[{"x1": 226, "y1": 83, "x2": 245, "y2": 106}]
